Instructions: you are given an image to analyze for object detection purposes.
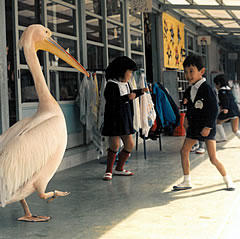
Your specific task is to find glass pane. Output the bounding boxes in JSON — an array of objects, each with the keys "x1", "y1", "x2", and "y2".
[
  {"x1": 131, "y1": 53, "x2": 144, "y2": 69},
  {"x1": 49, "y1": 37, "x2": 77, "y2": 67},
  {"x1": 107, "y1": 22, "x2": 124, "y2": 47},
  {"x1": 50, "y1": 71, "x2": 78, "y2": 101},
  {"x1": 86, "y1": 15, "x2": 103, "y2": 42},
  {"x1": 129, "y1": 10, "x2": 142, "y2": 30},
  {"x1": 130, "y1": 31, "x2": 143, "y2": 52},
  {"x1": 21, "y1": 69, "x2": 38, "y2": 103},
  {"x1": 85, "y1": 0, "x2": 101, "y2": 15},
  {"x1": 18, "y1": 0, "x2": 42, "y2": 26},
  {"x1": 108, "y1": 48, "x2": 124, "y2": 63},
  {"x1": 187, "y1": 35, "x2": 193, "y2": 51},
  {"x1": 47, "y1": 2, "x2": 76, "y2": 36},
  {"x1": 19, "y1": 30, "x2": 44, "y2": 66},
  {"x1": 107, "y1": 0, "x2": 123, "y2": 23},
  {"x1": 87, "y1": 44, "x2": 104, "y2": 70}
]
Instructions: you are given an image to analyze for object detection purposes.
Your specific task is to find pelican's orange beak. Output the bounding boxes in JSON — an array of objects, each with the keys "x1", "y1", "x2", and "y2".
[{"x1": 35, "y1": 37, "x2": 89, "y2": 77}]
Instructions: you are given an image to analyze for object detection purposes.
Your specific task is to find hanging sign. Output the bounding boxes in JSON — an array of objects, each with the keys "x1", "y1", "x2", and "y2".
[
  {"x1": 162, "y1": 12, "x2": 185, "y2": 70},
  {"x1": 197, "y1": 35, "x2": 211, "y2": 46}
]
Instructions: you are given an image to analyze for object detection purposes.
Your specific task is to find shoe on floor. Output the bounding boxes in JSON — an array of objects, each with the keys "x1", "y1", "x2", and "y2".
[
  {"x1": 235, "y1": 131, "x2": 240, "y2": 139},
  {"x1": 190, "y1": 144, "x2": 199, "y2": 152},
  {"x1": 103, "y1": 172, "x2": 112, "y2": 181},
  {"x1": 195, "y1": 147, "x2": 205, "y2": 154},
  {"x1": 114, "y1": 169, "x2": 134, "y2": 176},
  {"x1": 225, "y1": 181, "x2": 235, "y2": 191},
  {"x1": 173, "y1": 181, "x2": 192, "y2": 191},
  {"x1": 216, "y1": 139, "x2": 227, "y2": 143}
]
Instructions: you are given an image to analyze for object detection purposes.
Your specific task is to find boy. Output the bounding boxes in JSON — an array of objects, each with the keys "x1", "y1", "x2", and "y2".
[{"x1": 173, "y1": 54, "x2": 235, "y2": 191}]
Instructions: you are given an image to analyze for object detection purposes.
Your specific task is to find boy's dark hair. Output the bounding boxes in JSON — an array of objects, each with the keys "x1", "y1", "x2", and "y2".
[
  {"x1": 213, "y1": 74, "x2": 228, "y2": 87},
  {"x1": 105, "y1": 56, "x2": 137, "y2": 80},
  {"x1": 183, "y1": 54, "x2": 204, "y2": 71}
]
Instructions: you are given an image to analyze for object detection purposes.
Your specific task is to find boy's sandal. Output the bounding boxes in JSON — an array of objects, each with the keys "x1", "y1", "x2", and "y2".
[
  {"x1": 103, "y1": 172, "x2": 112, "y2": 181},
  {"x1": 114, "y1": 169, "x2": 134, "y2": 176}
]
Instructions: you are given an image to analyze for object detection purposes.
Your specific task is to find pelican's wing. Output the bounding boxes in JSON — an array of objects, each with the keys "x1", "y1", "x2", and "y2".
[
  {"x1": 0, "y1": 117, "x2": 32, "y2": 149},
  {"x1": 0, "y1": 115, "x2": 66, "y2": 206}
]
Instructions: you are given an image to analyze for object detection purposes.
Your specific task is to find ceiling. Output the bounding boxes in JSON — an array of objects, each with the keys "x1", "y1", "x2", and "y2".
[{"x1": 159, "y1": 0, "x2": 240, "y2": 51}]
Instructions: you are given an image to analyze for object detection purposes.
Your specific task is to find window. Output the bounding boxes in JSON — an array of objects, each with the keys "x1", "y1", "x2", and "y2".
[
  {"x1": 18, "y1": 0, "x2": 42, "y2": 26},
  {"x1": 86, "y1": 0, "x2": 101, "y2": 15},
  {"x1": 107, "y1": 0, "x2": 123, "y2": 23},
  {"x1": 86, "y1": 15, "x2": 103, "y2": 42},
  {"x1": 107, "y1": 22, "x2": 124, "y2": 47},
  {"x1": 47, "y1": 2, "x2": 76, "y2": 36},
  {"x1": 50, "y1": 71, "x2": 78, "y2": 101},
  {"x1": 87, "y1": 44, "x2": 104, "y2": 69},
  {"x1": 108, "y1": 48, "x2": 124, "y2": 63}
]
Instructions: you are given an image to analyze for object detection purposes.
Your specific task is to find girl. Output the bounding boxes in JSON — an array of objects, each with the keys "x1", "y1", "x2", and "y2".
[
  {"x1": 214, "y1": 74, "x2": 240, "y2": 142},
  {"x1": 102, "y1": 56, "x2": 148, "y2": 181}
]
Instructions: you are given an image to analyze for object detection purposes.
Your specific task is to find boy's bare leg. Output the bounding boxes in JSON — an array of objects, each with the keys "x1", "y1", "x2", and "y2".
[
  {"x1": 205, "y1": 139, "x2": 226, "y2": 176},
  {"x1": 180, "y1": 138, "x2": 198, "y2": 175},
  {"x1": 206, "y1": 139, "x2": 235, "y2": 190},
  {"x1": 173, "y1": 138, "x2": 197, "y2": 190}
]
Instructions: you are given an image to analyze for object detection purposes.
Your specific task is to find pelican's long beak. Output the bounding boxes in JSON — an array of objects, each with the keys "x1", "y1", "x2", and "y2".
[{"x1": 35, "y1": 37, "x2": 89, "y2": 77}]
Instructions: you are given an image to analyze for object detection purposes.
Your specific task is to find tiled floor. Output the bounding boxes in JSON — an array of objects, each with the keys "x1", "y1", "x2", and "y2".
[{"x1": 1, "y1": 123, "x2": 240, "y2": 239}]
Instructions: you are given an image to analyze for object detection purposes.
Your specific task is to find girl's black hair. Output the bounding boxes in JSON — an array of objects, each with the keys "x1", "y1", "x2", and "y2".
[
  {"x1": 213, "y1": 74, "x2": 228, "y2": 87},
  {"x1": 105, "y1": 56, "x2": 137, "y2": 80},
  {"x1": 183, "y1": 54, "x2": 204, "y2": 71}
]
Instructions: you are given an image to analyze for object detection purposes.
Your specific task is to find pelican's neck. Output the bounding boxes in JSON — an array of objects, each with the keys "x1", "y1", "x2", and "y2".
[{"x1": 24, "y1": 46, "x2": 59, "y2": 111}]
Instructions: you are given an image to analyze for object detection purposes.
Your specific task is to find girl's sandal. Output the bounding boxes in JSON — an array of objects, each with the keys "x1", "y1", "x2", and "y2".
[{"x1": 103, "y1": 172, "x2": 112, "y2": 181}]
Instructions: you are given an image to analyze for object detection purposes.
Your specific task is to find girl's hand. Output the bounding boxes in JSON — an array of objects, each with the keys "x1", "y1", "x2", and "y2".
[
  {"x1": 223, "y1": 109, "x2": 228, "y2": 114},
  {"x1": 201, "y1": 127, "x2": 211, "y2": 137},
  {"x1": 128, "y1": 93, "x2": 136, "y2": 100},
  {"x1": 183, "y1": 98, "x2": 188, "y2": 105},
  {"x1": 142, "y1": 88, "x2": 149, "y2": 93}
]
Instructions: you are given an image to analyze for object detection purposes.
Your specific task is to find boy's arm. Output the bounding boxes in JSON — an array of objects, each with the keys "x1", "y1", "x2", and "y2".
[{"x1": 203, "y1": 85, "x2": 218, "y2": 129}]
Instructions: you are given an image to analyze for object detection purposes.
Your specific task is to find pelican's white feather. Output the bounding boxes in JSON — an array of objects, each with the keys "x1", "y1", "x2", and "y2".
[{"x1": 0, "y1": 113, "x2": 66, "y2": 206}]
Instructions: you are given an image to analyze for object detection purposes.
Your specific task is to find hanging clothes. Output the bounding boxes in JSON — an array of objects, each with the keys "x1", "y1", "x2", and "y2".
[
  {"x1": 129, "y1": 75, "x2": 141, "y2": 132},
  {"x1": 138, "y1": 72, "x2": 156, "y2": 137},
  {"x1": 157, "y1": 82, "x2": 180, "y2": 128},
  {"x1": 77, "y1": 75, "x2": 90, "y2": 127},
  {"x1": 152, "y1": 83, "x2": 176, "y2": 128}
]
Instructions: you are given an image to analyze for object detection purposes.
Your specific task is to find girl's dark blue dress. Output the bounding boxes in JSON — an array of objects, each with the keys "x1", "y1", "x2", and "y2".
[{"x1": 102, "y1": 80, "x2": 143, "y2": 136}]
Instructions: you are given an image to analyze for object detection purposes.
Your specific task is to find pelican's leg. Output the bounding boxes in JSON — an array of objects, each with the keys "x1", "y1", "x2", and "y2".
[
  {"x1": 38, "y1": 190, "x2": 70, "y2": 203},
  {"x1": 17, "y1": 199, "x2": 50, "y2": 222}
]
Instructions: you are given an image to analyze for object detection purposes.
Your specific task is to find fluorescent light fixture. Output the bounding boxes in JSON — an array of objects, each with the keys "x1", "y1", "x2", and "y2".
[
  {"x1": 223, "y1": 0, "x2": 240, "y2": 6},
  {"x1": 181, "y1": 9, "x2": 207, "y2": 18},
  {"x1": 194, "y1": 0, "x2": 219, "y2": 5},
  {"x1": 219, "y1": 20, "x2": 240, "y2": 28},
  {"x1": 167, "y1": 0, "x2": 190, "y2": 4},
  {"x1": 205, "y1": 10, "x2": 232, "y2": 19},
  {"x1": 197, "y1": 19, "x2": 218, "y2": 27}
]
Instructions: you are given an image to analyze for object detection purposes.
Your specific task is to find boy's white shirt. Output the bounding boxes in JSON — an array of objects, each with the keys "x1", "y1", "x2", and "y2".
[{"x1": 190, "y1": 77, "x2": 206, "y2": 102}]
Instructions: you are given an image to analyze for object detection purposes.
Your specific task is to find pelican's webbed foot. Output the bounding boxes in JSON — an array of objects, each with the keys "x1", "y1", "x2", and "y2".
[
  {"x1": 17, "y1": 215, "x2": 51, "y2": 222},
  {"x1": 47, "y1": 190, "x2": 70, "y2": 203}
]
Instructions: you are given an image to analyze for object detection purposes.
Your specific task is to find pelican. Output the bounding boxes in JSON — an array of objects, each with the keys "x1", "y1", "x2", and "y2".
[{"x1": 0, "y1": 24, "x2": 89, "y2": 222}]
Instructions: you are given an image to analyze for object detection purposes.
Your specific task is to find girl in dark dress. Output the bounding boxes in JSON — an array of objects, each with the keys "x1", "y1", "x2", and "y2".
[
  {"x1": 102, "y1": 56, "x2": 148, "y2": 180},
  {"x1": 214, "y1": 74, "x2": 240, "y2": 142}
]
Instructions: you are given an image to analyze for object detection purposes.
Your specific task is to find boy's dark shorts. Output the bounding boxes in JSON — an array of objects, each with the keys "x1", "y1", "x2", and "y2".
[{"x1": 186, "y1": 126, "x2": 216, "y2": 141}]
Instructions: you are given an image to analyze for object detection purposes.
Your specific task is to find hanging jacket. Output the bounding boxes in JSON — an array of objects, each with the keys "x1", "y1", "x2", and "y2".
[
  {"x1": 157, "y1": 83, "x2": 180, "y2": 127},
  {"x1": 152, "y1": 83, "x2": 176, "y2": 128}
]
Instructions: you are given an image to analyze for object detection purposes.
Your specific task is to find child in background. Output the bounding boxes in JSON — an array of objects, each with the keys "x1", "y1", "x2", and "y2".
[
  {"x1": 173, "y1": 54, "x2": 235, "y2": 191},
  {"x1": 214, "y1": 74, "x2": 240, "y2": 142}
]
